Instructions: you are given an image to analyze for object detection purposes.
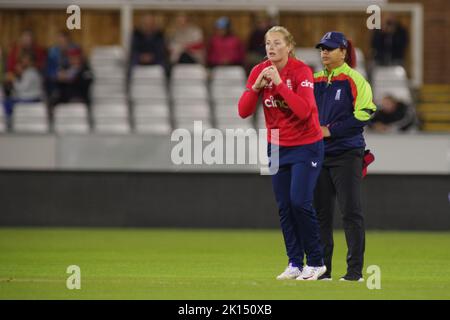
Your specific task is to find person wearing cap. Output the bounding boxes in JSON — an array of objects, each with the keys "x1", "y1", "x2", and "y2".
[
  {"x1": 207, "y1": 17, "x2": 245, "y2": 67},
  {"x1": 313, "y1": 31, "x2": 376, "y2": 281}
]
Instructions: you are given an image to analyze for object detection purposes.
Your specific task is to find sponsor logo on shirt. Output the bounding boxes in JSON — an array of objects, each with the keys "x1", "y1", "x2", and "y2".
[
  {"x1": 301, "y1": 79, "x2": 314, "y2": 89},
  {"x1": 264, "y1": 95, "x2": 288, "y2": 109}
]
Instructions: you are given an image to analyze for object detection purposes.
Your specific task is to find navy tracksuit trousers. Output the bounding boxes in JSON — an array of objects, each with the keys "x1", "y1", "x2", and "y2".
[{"x1": 269, "y1": 140, "x2": 325, "y2": 268}]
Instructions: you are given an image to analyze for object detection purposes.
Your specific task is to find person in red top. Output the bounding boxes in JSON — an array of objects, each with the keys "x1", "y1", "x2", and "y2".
[
  {"x1": 238, "y1": 26, "x2": 326, "y2": 281},
  {"x1": 207, "y1": 17, "x2": 245, "y2": 67},
  {"x1": 6, "y1": 30, "x2": 46, "y2": 73}
]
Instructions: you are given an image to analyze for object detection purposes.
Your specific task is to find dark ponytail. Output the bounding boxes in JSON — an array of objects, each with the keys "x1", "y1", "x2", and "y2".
[{"x1": 344, "y1": 39, "x2": 357, "y2": 68}]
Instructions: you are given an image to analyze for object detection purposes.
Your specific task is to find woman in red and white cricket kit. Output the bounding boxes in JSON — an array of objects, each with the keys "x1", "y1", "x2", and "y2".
[{"x1": 238, "y1": 26, "x2": 326, "y2": 281}]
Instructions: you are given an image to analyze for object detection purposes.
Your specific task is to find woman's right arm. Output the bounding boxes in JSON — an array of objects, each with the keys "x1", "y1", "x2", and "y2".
[{"x1": 238, "y1": 66, "x2": 264, "y2": 118}]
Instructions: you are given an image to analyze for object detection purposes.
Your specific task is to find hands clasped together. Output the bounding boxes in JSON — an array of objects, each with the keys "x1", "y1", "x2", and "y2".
[{"x1": 252, "y1": 64, "x2": 282, "y2": 92}]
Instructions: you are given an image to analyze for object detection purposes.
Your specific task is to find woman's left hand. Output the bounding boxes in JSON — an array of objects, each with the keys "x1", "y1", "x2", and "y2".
[
  {"x1": 321, "y1": 126, "x2": 331, "y2": 138},
  {"x1": 263, "y1": 65, "x2": 282, "y2": 85}
]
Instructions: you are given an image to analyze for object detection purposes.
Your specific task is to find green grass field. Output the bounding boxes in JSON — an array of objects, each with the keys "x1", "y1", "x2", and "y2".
[{"x1": 0, "y1": 228, "x2": 449, "y2": 299}]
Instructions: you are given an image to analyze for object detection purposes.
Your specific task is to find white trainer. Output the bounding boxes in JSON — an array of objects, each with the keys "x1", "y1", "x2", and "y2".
[
  {"x1": 298, "y1": 265, "x2": 327, "y2": 281},
  {"x1": 276, "y1": 263, "x2": 303, "y2": 280}
]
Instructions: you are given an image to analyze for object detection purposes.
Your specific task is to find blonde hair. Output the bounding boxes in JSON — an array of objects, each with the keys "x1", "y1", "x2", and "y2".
[{"x1": 265, "y1": 26, "x2": 296, "y2": 58}]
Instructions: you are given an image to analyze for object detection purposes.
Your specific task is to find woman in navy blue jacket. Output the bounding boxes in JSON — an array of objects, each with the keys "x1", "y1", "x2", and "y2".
[{"x1": 313, "y1": 31, "x2": 376, "y2": 281}]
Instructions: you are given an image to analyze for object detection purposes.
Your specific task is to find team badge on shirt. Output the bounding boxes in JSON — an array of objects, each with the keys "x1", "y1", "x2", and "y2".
[
  {"x1": 287, "y1": 79, "x2": 292, "y2": 90},
  {"x1": 335, "y1": 89, "x2": 341, "y2": 101}
]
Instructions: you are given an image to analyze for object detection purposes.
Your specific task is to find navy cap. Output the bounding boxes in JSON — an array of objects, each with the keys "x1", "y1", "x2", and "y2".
[{"x1": 315, "y1": 31, "x2": 348, "y2": 49}]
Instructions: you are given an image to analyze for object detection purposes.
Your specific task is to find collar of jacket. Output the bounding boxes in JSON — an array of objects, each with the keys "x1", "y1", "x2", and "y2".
[{"x1": 323, "y1": 62, "x2": 350, "y2": 85}]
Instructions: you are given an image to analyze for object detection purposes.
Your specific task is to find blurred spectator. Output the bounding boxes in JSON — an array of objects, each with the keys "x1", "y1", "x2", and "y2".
[
  {"x1": 0, "y1": 48, "x2": 4, "y2": 89},
  {"x1": 370, "y1": 95, "x2": 415, "y2": 133},
  {"x1": 168, "y1": 13, "x2": 205, "y2": 64},
  {"x1": 207, "y1": 17, "x2": 245, "y2": 67},
  {"x1": 46, "y1": 31, "x2": 80, "y2": 99},
  {"x1": 51, "y1": 48, "x2": 93, "y2": 107},
  {"x1": 129, "y1": 14, "x2": 167, "y2": 68},
  {"x1": 3, "y1": 53, "x2": 43, "y2": 119},
  {"x1": 246, "y1": 14, "x2": 272, "y2": 72},
  {"x1": 7, "y1": 30, "x2": 46, "y2": 73},
  {"x1": 371, "y1": 14, "x2": 408, "y2": 66}
]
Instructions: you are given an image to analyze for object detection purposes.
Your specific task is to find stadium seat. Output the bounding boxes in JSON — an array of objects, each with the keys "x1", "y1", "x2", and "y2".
[
  {"x1": 173, "y1": 100, "x2": 210, "y2": 119},
  {"x1": 12, "y1": 102, "x2": 49, "y2": 133},
  {"x1": 173, "y1": 97, "x2": 211, "y2": 132},
  {"x1": 91, "y1": 64, "x2": 125, "y2": 79},
  {"x1": 133, "y1": 101, "x2": 171, "y2": 134},
  {"x1": 135, "y1": 117, "x2": 172, "y2": 134},
  {"x1": 175, "y1": 119, "x2": 212, "y2": 132},
  {"x1": 93, "y1": 104, "x2": 128, "y2": 118},
  {"x1": 355, "y1": 47, "x2": 365, "y2": 65},
  {"x1": 134, "y1": 102, "x2": 170, "y2": 118},
  {"x1": 372, "y1": 66, "x2": 408, "y2": 85},
  {"x1": 94, "y1": 119, "x2": 131, "y2": 134},
  {"x1": 211, "y1": 85, "x2": 243, "y2": 101},
  {"x1": 373, "y1": 85, "x2": 413, "y2": 104},
  {"x1": 0, "y1": 108, "x2": 5, "y2": 133},
  {"x1": 171, "y1": 64, "x2": 207, "y2": 85},
  {"x1": 54, "y1": 122, "x2": 90, "y2": 134},
  {"x1": 211, "y1": 66, "x2": 246, "y2": 86},
  {"x1": 371, "y1": 65, "x2": 412, "y2": 104},
  {"x1": 214, "y1": 101, "x2": 240, "y2": 118},
  {"x1": 172, "y1": 84, "x2": 209, "y2": 101},
  {"x1": 355, "y1": 67, "x2": 368, "y2": 79},
  {"x1": 130, "y1": 84, "x2": 168, "y2": 101},
  {"x1": 93, "y1": 96, "x2": 128, "y2": 105},
  {"x1": 91, "y1": 49, "x2": 125, "y2": 83},
  {"x1": 215, "y1": 121, "x2": 254, "y2": 131},
  {"x1": 92, "y1": 83, "x2": 127, "y2": 100},
  {"x1": 255, "y1": 109, "x2": 266, "y2": 129},
  {"x1": 131, "y1": 65, "x2": 166, "y2": 86},
  {"x1": 295, "y1": 48, "x2": 322, "y2": 72},
  {"x1": 90, "y1": 46, "x2": 125, "y2": 66},
  {"x1": 54, "y1": 103, "x2": 89, "y2": 134},
  {"x1": 93, "y1": 104, "x2": 128, "y2": 124},
  {"x1": 92, "y1": 104, "x2": 130, "y2": 134}
]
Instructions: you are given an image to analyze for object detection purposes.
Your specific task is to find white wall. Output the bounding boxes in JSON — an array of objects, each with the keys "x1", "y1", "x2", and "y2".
[{"x1": 0, "y1": 133, "x2": 448, "y2": 174}]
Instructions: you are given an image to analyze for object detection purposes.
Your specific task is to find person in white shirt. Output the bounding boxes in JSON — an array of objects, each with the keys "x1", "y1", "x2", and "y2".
[
  {"x1": 3, "y1": 53, "x2": 43, "y2": 123},
  {"x1": 168, "y1": 13, "x2": 205, "y2": 64}
]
